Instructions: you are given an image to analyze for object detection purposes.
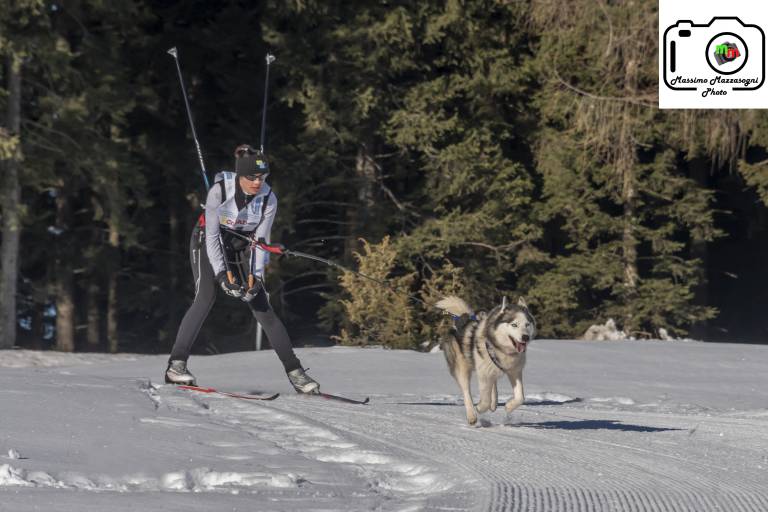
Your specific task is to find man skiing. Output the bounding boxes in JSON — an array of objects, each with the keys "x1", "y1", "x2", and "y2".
[{"x1": 166, "y1": 144, "x2": 320, "y2": 394}]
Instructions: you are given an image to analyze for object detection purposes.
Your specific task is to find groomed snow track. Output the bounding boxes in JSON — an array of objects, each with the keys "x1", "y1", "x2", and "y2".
[
  {"x1": 262, "y1": 393, "x2": 768, "y2": 512},
  {"x1": 152, "y1": 380, "x2": 768, "y2": 512}
]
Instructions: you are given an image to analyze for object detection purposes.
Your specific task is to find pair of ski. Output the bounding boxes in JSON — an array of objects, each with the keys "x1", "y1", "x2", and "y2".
[{"x1": 177, "y1": 384, "x2": 369, "y2": 405}]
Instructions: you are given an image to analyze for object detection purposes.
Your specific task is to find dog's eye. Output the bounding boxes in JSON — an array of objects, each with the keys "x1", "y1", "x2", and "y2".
[{"x1": 511, "y1": 323, "x2": 518, "y2": 328}]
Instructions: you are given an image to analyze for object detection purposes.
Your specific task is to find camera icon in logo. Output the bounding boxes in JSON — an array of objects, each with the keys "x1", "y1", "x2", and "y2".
[{"x1": 663, "y1": 17, "x2": 765, "y2": 92}]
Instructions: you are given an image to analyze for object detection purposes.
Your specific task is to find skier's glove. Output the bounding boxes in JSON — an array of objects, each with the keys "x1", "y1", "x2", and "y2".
[
  {"x1": 216, "y1": 271, "x2": 244, "y2": 298},
  {"x1": 242, "y1": 275, "x2": 264, "y2": 302}
]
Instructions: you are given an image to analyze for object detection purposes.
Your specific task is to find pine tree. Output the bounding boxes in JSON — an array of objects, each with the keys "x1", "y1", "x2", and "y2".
[
  {"x1": 0, "y1": 0, "x2": 47, "y2": 349},
  {"x1": 527, "y1": 0, "x2": 719, "y2": 337}
]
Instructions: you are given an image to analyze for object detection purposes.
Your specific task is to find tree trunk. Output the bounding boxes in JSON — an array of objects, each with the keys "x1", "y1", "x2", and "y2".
[
  {"x1": 0, "y1": 54, "x2": 23, "y2": 349},
  {"x1": 54, "y1": 178, "x2": 76, "y2": 352},
  {"x1": 619, "y1": 40, "x2": 641, "y2": 333},
  {"x1": 344, "y1": 144, "x2": 376, "y2": 261},
  {"x1": 164, "y1": 184, "x2": 180, "y2": 344},
  {"x1": 106, "y1": 178, "x2": 120, "y2": 353},
  {"x1": 689, "y1": 158, "x2": 710, "y2": 339},
  {"x1": 107, "y1": 270, "x2": 118, "y2": 352},
  {"x1": 85, "y1": 279, "x2": 101, "y2": 350},
  {"x1": 55, "y1": 274, "x2": 76, "y2": 352},
  {"x1": 620, "y1": 109, "x2": 639, "y2": 331},
  {"x1": 621, "y1": 159, "x2": 639, "y2": 332}
]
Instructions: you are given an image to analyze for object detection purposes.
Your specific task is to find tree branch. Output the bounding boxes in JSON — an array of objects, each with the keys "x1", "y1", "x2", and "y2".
[
  {"x1": 282, "y1": 283, "x2": 335, "y2": 297},
  {"x1": 552, "y1": 67, "x2": 657, "y2": 107},
  {"x1": 295, "y1": 218, "x2": 355, "y2": 226},
  {"x1": 21, "y1": 119, "x2": 83, "y2": 150}
]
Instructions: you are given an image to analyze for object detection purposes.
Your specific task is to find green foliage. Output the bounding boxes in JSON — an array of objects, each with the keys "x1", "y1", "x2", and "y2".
[
  {"x1": 0, "y1": 132, "x2": 19, "y2": 160},
  {"x1": 739, "y1": 160, "x2": 768, "y2": 206},
  {"x1": 737, "y1": 113, "x2": 768, "y2": 207},
  {"x1": 333, "y1": 237, "x2": 417, "y2": 349},
  {"x1": 329, "y1": 236, "x2": 467, "y2": 349}
]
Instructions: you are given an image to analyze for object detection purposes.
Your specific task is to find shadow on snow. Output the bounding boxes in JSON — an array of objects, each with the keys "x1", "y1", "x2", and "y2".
[
  {"x1": 509, "y1": 419, "x2": 682, "y2": 432},
  {"x1": 395, "y1": 398, "x2": 584, "y2": 407}
]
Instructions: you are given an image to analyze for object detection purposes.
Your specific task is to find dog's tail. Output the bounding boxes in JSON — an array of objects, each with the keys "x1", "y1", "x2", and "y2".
[{"x1": 435, "y1": 296, "x2": 473, "y2": 317}]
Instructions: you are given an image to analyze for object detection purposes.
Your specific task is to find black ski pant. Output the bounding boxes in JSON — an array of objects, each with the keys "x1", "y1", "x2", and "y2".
[{"x1": 169, "y1": 226, "x2": 302, "y2": 373}]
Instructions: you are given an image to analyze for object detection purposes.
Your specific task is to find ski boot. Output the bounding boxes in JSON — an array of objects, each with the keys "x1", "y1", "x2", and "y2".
[
  {"x1": 165, "y1": 360, "x2": 197, "y2": 386},
  {"x1": 287, "y1": 368, "x2": 320, "y2": 394}
]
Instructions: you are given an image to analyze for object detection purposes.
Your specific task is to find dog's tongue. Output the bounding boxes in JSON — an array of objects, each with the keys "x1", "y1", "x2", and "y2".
[{"x1": 515, "y1": 340, "x2": 527, "y2": 353}]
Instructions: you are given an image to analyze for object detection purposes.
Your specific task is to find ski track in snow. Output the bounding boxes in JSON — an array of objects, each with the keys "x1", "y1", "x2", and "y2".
[
  {"x1": 147, "y1": 383, "x2": 768, "y2": 512},
  {"x1": 271, "y1": 395, "x2": 768, "y2": 512},
  {"x1": 1, "y1": 343, "x2": 767, "y2": 511},
  {"x1": 0, "y1": 462, "x2": 298, "y2": 492},
  {"x1": 152, "y1": 385, "x2": 463, "y2": 510}
]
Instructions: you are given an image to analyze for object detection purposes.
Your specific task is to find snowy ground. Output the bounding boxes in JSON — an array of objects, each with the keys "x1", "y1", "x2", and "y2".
[{"x1": 1, "y1": 339, "x2": 766, "y2": 511}]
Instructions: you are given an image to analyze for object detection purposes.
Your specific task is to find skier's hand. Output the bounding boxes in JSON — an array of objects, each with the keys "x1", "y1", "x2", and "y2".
[
  {"x1": 216, "y1": 271, "x2": 244, "y2": 298},
  {"x1": 242, "y1": 275, "x2": 263, "y2": 302}
]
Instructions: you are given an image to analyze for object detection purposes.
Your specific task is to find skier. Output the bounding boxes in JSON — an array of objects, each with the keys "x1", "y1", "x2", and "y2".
[{"x1": 165, "y1": 144, "x2": 320, "y2": 394}]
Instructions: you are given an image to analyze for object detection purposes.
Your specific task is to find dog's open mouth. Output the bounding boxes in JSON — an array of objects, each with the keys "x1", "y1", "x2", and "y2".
[{"x1": 510, "y1": 337, "x2": 528, "y2": 353}]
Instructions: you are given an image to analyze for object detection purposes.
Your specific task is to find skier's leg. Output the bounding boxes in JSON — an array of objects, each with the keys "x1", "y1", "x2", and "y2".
[
  {"x1": 247, "y1": 288, "x2": 302, "y2": 372},
  {"x1": 169, "y1": 227, "x2": 217, "y2": 362}
]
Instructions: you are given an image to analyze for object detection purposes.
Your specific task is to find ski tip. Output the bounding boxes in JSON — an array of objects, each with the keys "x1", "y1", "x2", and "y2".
[
  {"x1": 313, "y1": 392, "x2": 370, "y2": 405},
  {"x1": 230, "y1": 392, "x2": 279, "y2": 401}
]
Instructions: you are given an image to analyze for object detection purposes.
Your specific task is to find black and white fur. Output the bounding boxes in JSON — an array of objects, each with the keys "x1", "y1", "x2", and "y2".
[{"x1": 436, "y1": 296, "x2": 536, "y2": 425}]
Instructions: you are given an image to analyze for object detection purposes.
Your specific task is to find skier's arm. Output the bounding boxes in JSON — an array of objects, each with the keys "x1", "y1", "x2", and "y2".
[
  {"x1": 204, "y1": 184, "x2": 227, "y2": 276},
  {"x1": 251, "y1": 193, "x2": 277, "y2": 278}
]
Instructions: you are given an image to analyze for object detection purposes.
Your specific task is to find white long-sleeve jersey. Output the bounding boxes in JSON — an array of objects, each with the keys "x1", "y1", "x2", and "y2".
[{"x1": 204, "y1": 172, "x2": 277, "y2": 278}]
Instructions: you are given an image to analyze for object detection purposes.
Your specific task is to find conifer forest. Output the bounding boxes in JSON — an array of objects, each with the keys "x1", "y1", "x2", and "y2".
[{"x1": 1, "y1": 0, "x2": 767, "y2": 354}]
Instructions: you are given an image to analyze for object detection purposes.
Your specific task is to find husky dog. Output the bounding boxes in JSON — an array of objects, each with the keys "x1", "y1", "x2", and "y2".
[{"x1": 435, "y1": 296, "x2": 536, "y2": 425}]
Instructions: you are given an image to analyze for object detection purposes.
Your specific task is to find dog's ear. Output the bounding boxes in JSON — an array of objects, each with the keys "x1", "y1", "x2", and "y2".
[
  {"x1": 501, "y1": 296, "x2": 507, "y2": 313},
  {"x1": 517, "y1": 296, "x2": 528, "y2": 310}
]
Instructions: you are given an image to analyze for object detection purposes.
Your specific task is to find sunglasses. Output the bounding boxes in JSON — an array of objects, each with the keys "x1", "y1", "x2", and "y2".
[{"x1": 242, "y1": 173, "x2": 269, "y2": 182}]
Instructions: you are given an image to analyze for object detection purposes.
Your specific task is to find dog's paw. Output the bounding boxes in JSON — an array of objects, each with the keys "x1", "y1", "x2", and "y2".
[
  {"x1": 505, "y1": 399, "x2": 523, "y2": 413},
  {"x1": 503, "y1": 412, "x2": 521, "y2": 427},
  {"x1": 476, "y1": 401, "x2": 491, "y2": 413}
]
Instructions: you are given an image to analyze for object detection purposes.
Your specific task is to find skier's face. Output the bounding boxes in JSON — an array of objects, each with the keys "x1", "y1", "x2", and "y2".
[{"x1": 239, "y1": 174, "x2": 267, "y2": 195}]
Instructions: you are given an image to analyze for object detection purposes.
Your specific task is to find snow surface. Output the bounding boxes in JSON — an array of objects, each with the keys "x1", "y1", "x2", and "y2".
[{"x1": 0, "y1": 339, "x2": 767, "y2": 511}]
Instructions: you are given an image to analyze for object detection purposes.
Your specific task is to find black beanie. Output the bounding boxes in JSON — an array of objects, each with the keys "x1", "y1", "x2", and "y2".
[{"x1": 234, "y1": 145, "x2": 269, "y2": 177}]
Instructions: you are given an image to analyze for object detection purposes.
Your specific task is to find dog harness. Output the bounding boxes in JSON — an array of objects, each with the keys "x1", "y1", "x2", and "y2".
[
  {"x1": 450, "y1": 313, "x2": 476, "y2": 332},
  {"x1": 451, "y1": 313, "x2": 507, "y2": 371},
  {"x1": 484, "y1": 338, "x2": 507, "y2": 371}
]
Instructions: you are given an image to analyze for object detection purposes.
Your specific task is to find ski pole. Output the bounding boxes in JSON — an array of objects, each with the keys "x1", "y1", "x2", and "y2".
[
  {"x1": 259, "y1": 53, "x2": 276, "y2": 154},
  {"x1": 249, "y1": 52, "x2": 275, "y2": 351},
  {"x1": 167, "y1": 47, "x2": 210, "y2": 191}
]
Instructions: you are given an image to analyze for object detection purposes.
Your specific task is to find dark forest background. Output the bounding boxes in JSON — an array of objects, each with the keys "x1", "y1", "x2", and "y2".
[{"x1": 1, "y1": 0, "x2": 767, "y2": 354}]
